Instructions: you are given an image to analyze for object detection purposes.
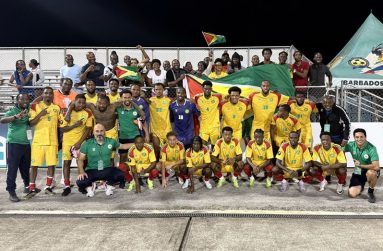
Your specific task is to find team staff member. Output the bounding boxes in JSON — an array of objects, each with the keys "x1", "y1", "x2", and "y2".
[
  {"x1": 345, "y1": 128, "x2": 380, "y2": 203},
  {"x1": 170, "y1": 87, "x2": 200, "y2": 149},
  {"x1": 59, "y1": 94, "x2": 93, "y2": 196},
  {"x1": 317, "y1": 95, "x2": 350, "y2": 147},
  {"x1": 275, "y1": 131, "x2": 312, "y2": 192},
  {"x1": 149, "y1": 83, "x2": 172, "y2": 157},
  {"x1": 244, "y1": 129, "x2": 274, "y2": 188},
  {"x1": 127, "y1": 135, "x2": 158, "y2": 193},
  {"x1": 158, "y1": 132, "x2": 186, "y2": 188},
  {"x1": 311, "y1": 132, "x2": 347, "y2": 194},
  {"x1": 28, "y1": 87, "x2": 61, "y2": 196},
  {"x1": 220, "y1": 86, "x2": 248, "y2": 140},
  {"x1": 211, "y1": 127, "x2": 243, "y2": 188},
  {"x1": 184, "y1": 136, "x2": 213, "y2": 193},
  {"x1": 1, "y1": 94, "x2": 31, "y2": 202},
  {"x1": 195, "y1": 81, "x2": 222, "y2": 147},
  {"x1": 249, "y1": 80, "x2": 289, "y2": 141},
  {"x1": 76, "y1": 124, "x2": 131, "y2": 197}
]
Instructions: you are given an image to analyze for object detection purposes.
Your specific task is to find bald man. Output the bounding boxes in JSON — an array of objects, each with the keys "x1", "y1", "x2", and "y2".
[
  {"x1": 76, "y1": 124, "x2": 133, "y2": 197},
  {"x1": 80, "y1": 52, "x2": 105, "y2": 86}
]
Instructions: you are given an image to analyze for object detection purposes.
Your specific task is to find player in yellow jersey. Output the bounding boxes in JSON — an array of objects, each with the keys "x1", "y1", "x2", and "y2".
[
  {"x1": 184, "y1": 136, "x2": 212, "y2": 193},
  {"x1": 127, "y1": 136, "x2": 158, "y2": 193},
  {"x1": 248, "y1": 80, "x2": 290, "y2": 141},
  {"x1": 149, "y1": 83, "x2": 172, "y2": 157},
  {"x1": 157, "y1": 132, "x2": 186, "y2": 188},
  {"x1": 211, "y1": 127, "x2": 243, "y2": 188},
  {"x1": 220, "y1": 86, "x2": 249, "y2": 140},
  {"x1": 270, "y1": 104, "x2": 301, "y2": 155},
  {"x1": 288, "y1": 91, "x2": 317, "y2": 149},
  {"x1": 28, "y1": 87, "x2": 61, "y2": 196},
  {"x1": 84, "y1": 80, "x2": 99, "y2": 105},
  {"x1": 106, "y1": 78, "x2": 121, "y2": 103},
  {"x1": 244, "y1": 129, "x2": 274, "y2": 188},
  {"x1": 311, "y1": 132, "x2": 347, "y2": 194},
  {"x1": 275, "y1": 131, "x2": 312, "y2": 192},
  {"x1": 195, "y1": 80, "x2": 222, "y2": 147},
  {"x1": 59, "y1": 94, "x2": 93, "y2": 196}
]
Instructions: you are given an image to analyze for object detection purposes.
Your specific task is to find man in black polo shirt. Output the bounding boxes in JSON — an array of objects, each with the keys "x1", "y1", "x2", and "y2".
[{"x1": 80, "y1": 51, "x2": 105, "y2": 87}]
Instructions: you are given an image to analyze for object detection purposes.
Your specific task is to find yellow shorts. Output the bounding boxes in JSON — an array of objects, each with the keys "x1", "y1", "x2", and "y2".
[
  {"x1": 105, "y1": 127, "x2": 118, "y2": 141},
  {"x1": 300, "y1": 127, "x2": 313, "y2": 148},
  {"x1": 322, "y1": 169, "x2": 337, "y2": 177},
  {"x1": 152, "y1": 131, "x2": 167, "y2": 147},
  {"x1": 62, "y1": 144, "x2": 74, "y2": 161},
  {"x1": 133, "y1": 163, "x2": 151, "y2": 174},
  {"x1": 199, "y1": 127, "x2": 220, "y2": 145},
  {"x1": 220, "y1": 164, "x2": 234, "y2": 174},
  {"x1": 233, "y1": 129, "x2": 242, "y2": 141},
  {"x1": 31, "y1": 145, "x2": 58, "y2": 167},
  {"x1": 283, "y1": 168, "x2": 304, "y2": 179}
]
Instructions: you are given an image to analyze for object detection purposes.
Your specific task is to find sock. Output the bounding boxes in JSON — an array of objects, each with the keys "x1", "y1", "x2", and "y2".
[
  {"x1": 214, "y1": 171, "x2": 223, "y2": 179},
  {"x1": 233, "y1": 171, "x2": 240, "y2": 178},
  {"x1": 274, "y1": 174, "x2": 284, "y2": 182},
  {"x1": 243, "y1": 165, "x2": 252, "y2": 177},
  {"x1": 149, "y1": 169, "x2": 159, "y2": 180},
  {"x1": 316, "y1": 172, "x2": 324, "y2": 182},
  {"x1": 337, "y1": 175, "x2": 346, "y2": 185},
  {"x1": 204, "y1": 176, "x2": 210, "y2": 181},
  {"x1": 29, "y1": 183, "x2": 36, "y2": 192},
  {"x1": 368, "y1": 187, "x2": 374, "y2": 193},
  {"x1": 64, "y1": 179, "x2": 70, "y2": 188},
  {"x1": 302, "y1": 175, "x2": 313, "y2": 183},
  {"x1": 164, "y1": 171, "x2": 170, "y2": 178},
  {"x1": 46, "y1": 176, "x2": 53, "y2": 187},
  {"x1": 265, "y1": 165, "x2": 273, "y2": 177}
]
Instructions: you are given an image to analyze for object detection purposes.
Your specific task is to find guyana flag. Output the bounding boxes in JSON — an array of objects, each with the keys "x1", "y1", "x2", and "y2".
[
  {"x1": 202, "y1": 31, "x2": 226, "y2": 46},
  {"x1": 183, "y1": 64, "x2": 294, "y2": 99},
  {"x1": 115, "y1": 66, "x2": 141, "y2": 82}
]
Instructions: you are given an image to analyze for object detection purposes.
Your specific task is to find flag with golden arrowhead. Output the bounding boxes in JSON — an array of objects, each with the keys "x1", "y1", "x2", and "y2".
[{"x1": 202, "y1": 31, "x2": 226, "y2": 46}]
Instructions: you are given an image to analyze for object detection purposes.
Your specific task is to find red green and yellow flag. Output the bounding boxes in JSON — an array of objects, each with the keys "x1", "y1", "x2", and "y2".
[
  {"x1": 202, "y1": 31, "x2": 226, "y2": 46},
  {"x1": 115, "y1": 66, "x2": 141, "y2": 82}
]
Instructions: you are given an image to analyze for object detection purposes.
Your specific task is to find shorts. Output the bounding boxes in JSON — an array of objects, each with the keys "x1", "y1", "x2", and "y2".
[
  {"x1": 283, "y1": 168, "x2": 304, "y2": 179},
  {"x1": 132, "y1": 163, "x2": 151, "y2": 174},
  {"x1": 151, "y1": 131, "x2": 167, "y2": 146},
  {"x1": 220, "y1": 164, "x2": 235, "y2": 174},
  {"x1": 62, "y1": 144, "x2": 76, "y2": 161},
  {"x1": 349, "y1": 170, "x2": 380, "y2": 190},
  {"x1": 199, "y1": 127, "x2": 220, "y2": 145},
  {"x1": 300, "y1": 127, "x2": 313, "y2": 148},
  {"x1": 118, "y1": 138, "x2": 134, "y2": 154},
  {"x1": 105, "y1": 127, "x2": 118, "y2": 141},
  {"x1": 31, "y1": 145, "x2": 58, "y2": 167}
]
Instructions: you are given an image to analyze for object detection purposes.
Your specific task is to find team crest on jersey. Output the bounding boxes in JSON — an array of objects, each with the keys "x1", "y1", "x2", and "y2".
[
  {"x1": 133, "y1": 111, "x2": 138, "y2": 116},
  {"x1": 92, "y1": 148, "x2": 96, "y2": 151},
  {"x1": 230, "y1": 145, "x2": 234, "y2": 149},
  {"x1": 239, "y1": 107, "x2": 242, "y2": 111},
  {"x1": 364, "y1": 154, "x2": 369, "y2": 159},
  {"x1": 287, "y1": 123, "x2": 291, "y2": 126},
  {"x1": 330, "y1": 154, "x2": 335, "y2": 158},
  {"x1": 199, "y1": 153, "x2": 203, "y2": 157},
  {"x1": 304, "y1": 108, "x2": 308, "y2": 111},
  {"x1": 139, "y1": 105, "x2": 143, "y2": 109},
  {"x1": 162, "y1": 100, "x2": 167, "y2": 104},
  {"x1": 211, "y1": 100, "x2": 215, "y2": 104},
  {"x1": 269, "y1": 98, "x2": 273, "y2": 102},
  {"x1": 121, "y1": 111, "x2": 124, "y2": 114},
  {"x1": 261, "y1": 147, "x2": 265, "y2": 151},
  {"x1": 278, "y1": 151, "x2": 281, "y2": 155},
  {"x1": 142, "y1": 152, "x2": 147, "y2": 157},
  {"x1": 185, "y1": 109, "x2": 190, "y2": 114},
  {"x1": 108, "y1": 144, "x2": 112, "y2": 149},
  {"x1": 53, "y1": 109, "x2": 58, "y2": 112}
]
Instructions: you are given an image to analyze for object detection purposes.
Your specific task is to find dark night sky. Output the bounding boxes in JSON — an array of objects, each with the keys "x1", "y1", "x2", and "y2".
[{"x1": 2, "y1": 0, "x2": 382, "y2": 63}]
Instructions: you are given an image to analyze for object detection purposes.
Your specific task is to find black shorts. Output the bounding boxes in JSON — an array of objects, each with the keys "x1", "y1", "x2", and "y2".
[
  {"x1": 118, "y1": 138, "x2": 134, "y2": 154},
  {"x1": 349, "y1": 170, "x2": 380, "y2": 190}
]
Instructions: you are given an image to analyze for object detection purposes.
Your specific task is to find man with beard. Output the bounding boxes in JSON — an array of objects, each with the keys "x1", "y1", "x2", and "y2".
[
  {"x1": 130, "y1": 82, "x2": 150, "y2": 126},
  {"x1": 53, "y1": 78, "x2": 78, "y2": 112},
  {"x1": 27, "y1": 87, "x2": 61, "y2": 197},
  {"x1": 169, "y1": 87, "x2": 200, "y2": 149},
  {"x1": 106, "y1": 78, "x2": 120, "y2": 103},
  {"x1": 288, "y1": 91, "x2": 317, "y2": 149},
  {"x1": 80, "y1": 51, "x2": 105, "y2": 86},
  {"x1": 104, "y1": 51, "x2": 119, "y2": 85},
  {"x1": 83, "y1": 80, "x2": 98, "y2": 105},
  {"x1": 1, "y1": 94, "x2": 32, "y2": 202},
  {"x1": 76, "y1": 124, "x2": 132, "y2": 197},
  {"x1": 248, "y1": 80, "x2": 290, "y2": 142}
]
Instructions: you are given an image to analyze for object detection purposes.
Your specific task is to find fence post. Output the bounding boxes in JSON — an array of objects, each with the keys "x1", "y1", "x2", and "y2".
[
  {"x1": 358, "y1": 90, "x2": 361, "y2": 122},
  {"x1": 106, "y1": 48, "x2": 109, "y2": 65},
  {"x1": 22, "y1": 48, "x2": 25, "y2": 62}
]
